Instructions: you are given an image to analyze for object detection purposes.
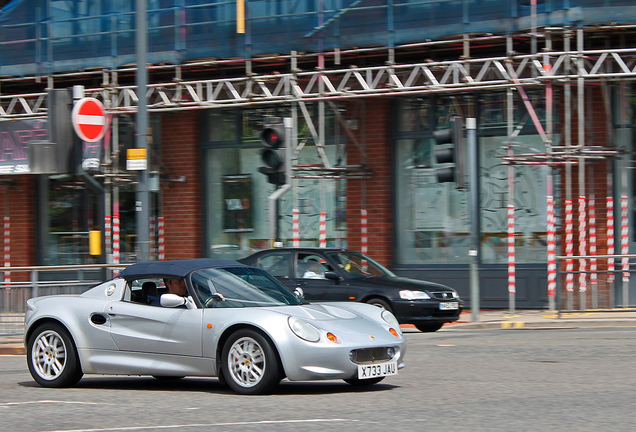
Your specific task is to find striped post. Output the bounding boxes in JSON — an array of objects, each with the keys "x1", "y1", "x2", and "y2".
[
  {"x1": 565, "y1": 199, "x2": 574, "y2": 293},
  {"x1": 547, "y1": 196, "x2": 557, "y2": 299},
  {"x1": 361, "y1": 209, "x2": 368, "y2": 271},
  {"x1": 607, "y1": 197, "x2": 615, "y2": 284},
  {"x1": 621, "y1": 194, "x2": 629, "y2": 285},
  {"x1": 361, "y1": 209, "x2": 368, "y2": 255},
  {"x1": 292, "y1": 209, "x2": 300, "y2": 248},
  {"x1": 158, "y1": 216, "x2": 165, "y2": 261},
  {"x1": 507, "y1": 204, "x2": 515, "y2": 295},
  {"x1": 319, "y1": 212, "x2": 327, "y2": 248},
  {"x1": 589, "y1": 197, "x2": 597, "y2": 285},
  {"x1": 104, "y1": 215, "x2": 112, "y2": 259},
  {"x1": 112, "y1": 213, "x2": 120, "y2": 276},
  {"x1": 150, "y1": 218, "x2": 156, "y2": 260},
  {"x1": 578, "y1": 196, "x2": 587, "y2": 293},
  {"x1": 3, "y1": 216, "x2": 10, "y2": 290}
]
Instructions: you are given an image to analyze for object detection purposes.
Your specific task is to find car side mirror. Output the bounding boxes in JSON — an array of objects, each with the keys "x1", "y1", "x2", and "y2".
[
  {"x1": 160, "y1": 294, "x2": 188, "y2": 308},
  {"x1": 324, "y1": 271, "x2": 341, "y2": 283}
]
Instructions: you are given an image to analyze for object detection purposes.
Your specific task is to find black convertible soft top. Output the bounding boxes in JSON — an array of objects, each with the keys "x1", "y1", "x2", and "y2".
[{"x1": 119, "y1": 258, "x2": 247, "y2": 279}]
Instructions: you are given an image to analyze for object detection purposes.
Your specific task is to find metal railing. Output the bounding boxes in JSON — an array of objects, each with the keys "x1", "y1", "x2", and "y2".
[
  {"x1": 0, "y1": 263, "x2": 130, "y2": 337},
  {"x1": 556, "y1": 254, "x2": 636, "y2": 312}
]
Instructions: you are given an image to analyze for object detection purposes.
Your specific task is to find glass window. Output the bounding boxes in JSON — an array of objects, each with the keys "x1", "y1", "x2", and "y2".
[
  {"x1": 394, "y1": 95, "x2": 549, "y2": 265},
  {"x1": 203, "y1": 107, "x2": 346, "y2": 259}
]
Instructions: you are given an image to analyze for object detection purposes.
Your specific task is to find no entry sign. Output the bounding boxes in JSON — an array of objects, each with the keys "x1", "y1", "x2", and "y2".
[{"x1": 72, "y1": 97, "x2": 107, "y2": 142}]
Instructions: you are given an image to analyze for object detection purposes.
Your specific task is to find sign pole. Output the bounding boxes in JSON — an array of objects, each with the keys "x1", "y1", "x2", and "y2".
[
  {"x1": 135, "y1": 0, "x2": 150, "y2": 262},
  {"x1": 467, "y1": 118, "x2": 480, "y2": 322}
]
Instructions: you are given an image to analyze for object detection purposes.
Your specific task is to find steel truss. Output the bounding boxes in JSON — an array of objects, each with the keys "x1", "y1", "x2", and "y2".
[{"x1": 3, "y1": 48, "x2": 636, "y2": 118}]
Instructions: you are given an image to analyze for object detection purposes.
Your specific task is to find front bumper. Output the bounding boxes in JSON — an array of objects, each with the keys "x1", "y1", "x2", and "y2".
[
  {"x1": 279, "y1": 337, "x2": 407, "y2": 382},
  {"x1": 392, "y1": 299, "x2": 463, "y2": 325}
]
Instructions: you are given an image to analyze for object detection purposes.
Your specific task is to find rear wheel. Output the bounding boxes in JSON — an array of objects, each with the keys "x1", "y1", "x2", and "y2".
[
  {"x1": 221, "y1": 329, "x2": 281, "y2": 395},
  {"x1": 415, "y1": 322, "x2": 444, "y2": 332},
  {"x1": 27, "y1": 323, "x2": 83, "y2": 388}
]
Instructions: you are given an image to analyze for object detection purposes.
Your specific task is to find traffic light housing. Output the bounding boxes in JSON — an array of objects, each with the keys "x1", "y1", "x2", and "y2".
[
  {"x1": 434, "y1": 116, "x2": 465, "y2": 188},
  {"x1": 258, "y1": 120, "x2": 286, "y2": 185}
]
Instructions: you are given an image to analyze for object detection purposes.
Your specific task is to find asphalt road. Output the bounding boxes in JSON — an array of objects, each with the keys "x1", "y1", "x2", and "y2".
[{"x1": 1, "y1": 327, "x2": 635, "y2": 432}]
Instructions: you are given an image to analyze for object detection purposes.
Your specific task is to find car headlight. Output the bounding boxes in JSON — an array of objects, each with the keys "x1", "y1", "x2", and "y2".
[
  {"x1": 399, "y1": 290, "x2": 431, "y2": 300},
  {"x1": 381, "y1": 310, "x2": 400, "y2": 328},
  {"x1": 288, "y1": 317, "x2": 321, "y2": 342}
]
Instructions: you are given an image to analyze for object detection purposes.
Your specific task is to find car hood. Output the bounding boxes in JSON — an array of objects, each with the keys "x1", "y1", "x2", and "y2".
[{"x1": 356, "y1": 275, "x2": 455, "y2": 292}]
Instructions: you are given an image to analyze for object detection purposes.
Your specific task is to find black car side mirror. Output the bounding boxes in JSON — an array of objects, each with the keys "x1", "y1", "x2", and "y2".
[{"x1": 324, "y1": 271, "x2": 341, "y2": 283}]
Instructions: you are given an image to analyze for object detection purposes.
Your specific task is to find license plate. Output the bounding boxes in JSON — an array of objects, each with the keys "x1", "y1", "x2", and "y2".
[
  {"x1": 439, "y1": 302, "x2": 459, "y2": 310},
  {"x1": 357, "y1": 361, "x2": 398, "y2": 379}
]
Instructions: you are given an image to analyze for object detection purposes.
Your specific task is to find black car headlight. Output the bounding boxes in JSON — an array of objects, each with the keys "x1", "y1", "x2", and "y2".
[{"x1": 399, "y1": 290, "x2": 431, "y2": 300}]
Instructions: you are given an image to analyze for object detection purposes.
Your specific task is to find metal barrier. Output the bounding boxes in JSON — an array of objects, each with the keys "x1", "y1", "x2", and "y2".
[
  {"x1": 0, "y1": 263, "x2": 130, "y2": 337},
  {"x1": 556, "y1": 254, "x2": 635, "y2": 312}
]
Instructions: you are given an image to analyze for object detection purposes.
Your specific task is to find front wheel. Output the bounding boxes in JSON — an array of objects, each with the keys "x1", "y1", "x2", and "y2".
[
  {"x1": 366, "y1": 298, "x2": 392, "y2": 312},
  {"x1": 415, "y1": 322, "x2": 444, "y2": 332},
  {"x1": 27, "y1": 323, "x2": 83, "y2": 388},
  {"x1": 221, "y1": 329, "x2": 281, "y2": 395}
]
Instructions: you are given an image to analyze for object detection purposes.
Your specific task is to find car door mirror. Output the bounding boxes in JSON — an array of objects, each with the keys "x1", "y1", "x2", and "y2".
[
  {"x1": 160, "y1": 294, "x2": 188, "y2": 308},
  {"x1": 324, "y1": 271, "x2": 341, "y2": 282}
]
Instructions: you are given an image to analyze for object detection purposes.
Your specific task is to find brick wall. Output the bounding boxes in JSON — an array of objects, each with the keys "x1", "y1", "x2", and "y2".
[
  {"x1": 346, "y1": 99, "x2": 393, "y2": 267},
  {"x1": 0, "y1": 177, "x2": 36, "y2": 278},
  {"x1": 160, "y1": 112, "x2": 204, "y2": 259}
]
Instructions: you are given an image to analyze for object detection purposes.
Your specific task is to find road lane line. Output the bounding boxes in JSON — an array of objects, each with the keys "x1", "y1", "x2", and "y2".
[{"x1": 38, "y1": 418, "x2": 356, "y2": 432}]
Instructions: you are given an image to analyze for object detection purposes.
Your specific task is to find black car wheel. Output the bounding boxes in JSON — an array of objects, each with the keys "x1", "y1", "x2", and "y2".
[
  {"x1": 366, "y1": 297, "x2": 392, "y2": 312},
  {"x1": 221, "y1": 329, "x2": 282, "y2": 395},
  {"x1": 415, "y1": 322, "x2": 444, "y2": 332},
  {"x1": 27, "y1": 323, "x2": 83, "y2": 388}
]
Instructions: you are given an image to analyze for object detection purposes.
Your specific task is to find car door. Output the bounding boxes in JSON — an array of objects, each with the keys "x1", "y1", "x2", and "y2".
[
  {"x1": 105, "y1": 299, "x2": 203, "y2": 357},
  {"x1": 252, "y1": 251, "x2": 296, "y2": 292},
  {"x1": 291, "y1": 253, "x2": 355, "y2": 302}
]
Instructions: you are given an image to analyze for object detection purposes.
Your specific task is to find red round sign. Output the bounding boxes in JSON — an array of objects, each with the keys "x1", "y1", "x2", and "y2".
[{"x1": 71, "y1": 97, "x2": 107, "y2": 142}]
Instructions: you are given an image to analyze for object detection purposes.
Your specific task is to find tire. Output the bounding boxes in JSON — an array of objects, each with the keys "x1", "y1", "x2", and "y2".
[
  {"x1": 221, "y1": 329, "x2": 281, "y2": 395},
  {"x1": 366, "y1": 298, "x2": 392, "y2": 312},
  {"x1": 415, "y1": 322, "x2": 444, "y2": 332},
  {"x1": 27, "y1": 323, "x2": 83, "y2": 388},
  {"x1": 344, "y1": 376, "x2": 385, "y2": 386}
]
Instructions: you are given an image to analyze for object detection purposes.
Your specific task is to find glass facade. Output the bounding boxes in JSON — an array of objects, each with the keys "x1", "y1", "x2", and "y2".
[
  {"x1": 203, "y1": 107, "x2": 346, "y2": 260},
  {"x1": 394, "y1": 93, "x2": 551, "y2": 265}
]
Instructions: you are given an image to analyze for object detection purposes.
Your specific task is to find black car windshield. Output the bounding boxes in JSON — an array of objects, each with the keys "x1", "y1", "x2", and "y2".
[
  {"x1": 191, "y1": 266, "x2": 306, "y2": 308},
  {"x1": 326, "y1": 251, "x2": 396, "y2": 279}
]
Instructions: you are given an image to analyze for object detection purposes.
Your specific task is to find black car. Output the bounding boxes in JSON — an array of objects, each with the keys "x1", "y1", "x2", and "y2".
[{"x1": 239, "y1": 248, "x2": 463, "y2": 332}]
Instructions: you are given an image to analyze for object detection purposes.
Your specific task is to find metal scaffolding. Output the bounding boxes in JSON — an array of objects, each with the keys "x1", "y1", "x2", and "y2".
[{"x1": 1, "y1": 26, "x2": 635, "y2": 309}]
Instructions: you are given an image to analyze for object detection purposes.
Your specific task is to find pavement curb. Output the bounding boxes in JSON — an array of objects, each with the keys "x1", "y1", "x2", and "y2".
[
  {"x1": 0, "y1": 344, "x2": 25, "y2": 355},
  {"x1": 443, "y1": 319, "x2": 636, "y2": 331}
]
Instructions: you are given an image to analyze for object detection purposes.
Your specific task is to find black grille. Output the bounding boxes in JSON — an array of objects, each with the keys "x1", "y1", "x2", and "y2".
[
  {"x1": 350, "y1": 347, "x2": 393, "y2": 364},
  {"x1": 432, "y1": 291, "x2": 456, "y2": 300}
]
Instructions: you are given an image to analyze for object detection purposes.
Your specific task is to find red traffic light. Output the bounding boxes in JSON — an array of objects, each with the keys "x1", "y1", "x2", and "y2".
[{"x1": 260, "y1": 126, "x2": 284, "y2": 148}]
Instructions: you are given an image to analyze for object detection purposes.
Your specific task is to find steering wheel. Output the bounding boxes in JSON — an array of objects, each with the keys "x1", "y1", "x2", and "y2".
[{"x1": 204, "y1": 293, "x2": 224, "y2": 308}]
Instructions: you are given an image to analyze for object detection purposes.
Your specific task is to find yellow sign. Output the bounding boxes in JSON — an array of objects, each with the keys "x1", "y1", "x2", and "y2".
[
  {"x1": 127, "y1": 148, "x2": 147, "y2": 159},
  {"x1": 126, "y1": 148, "x2": 148, "y2": 170}
]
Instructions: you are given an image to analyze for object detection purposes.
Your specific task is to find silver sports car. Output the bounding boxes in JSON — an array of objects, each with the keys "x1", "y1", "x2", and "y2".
[{"x1": 24, "y1": 259, "x2": 406, "y2": 394}]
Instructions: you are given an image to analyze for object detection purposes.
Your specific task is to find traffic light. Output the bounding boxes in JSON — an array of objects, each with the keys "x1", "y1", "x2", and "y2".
[
  {"x1": 258, "y1": 119, "x2": 286, "y2": 185},
  {"x1": 434, "y1": 116, "x2": 465, "y2": 188}
]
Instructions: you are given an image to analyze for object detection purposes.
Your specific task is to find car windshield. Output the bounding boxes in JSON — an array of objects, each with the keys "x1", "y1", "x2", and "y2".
[
  {"x1": 191, "y1": 266, "x2": 306, "y2": 308},
  {"x1": 326, "y1": 251, "x2": 396, "y2": 279}
]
